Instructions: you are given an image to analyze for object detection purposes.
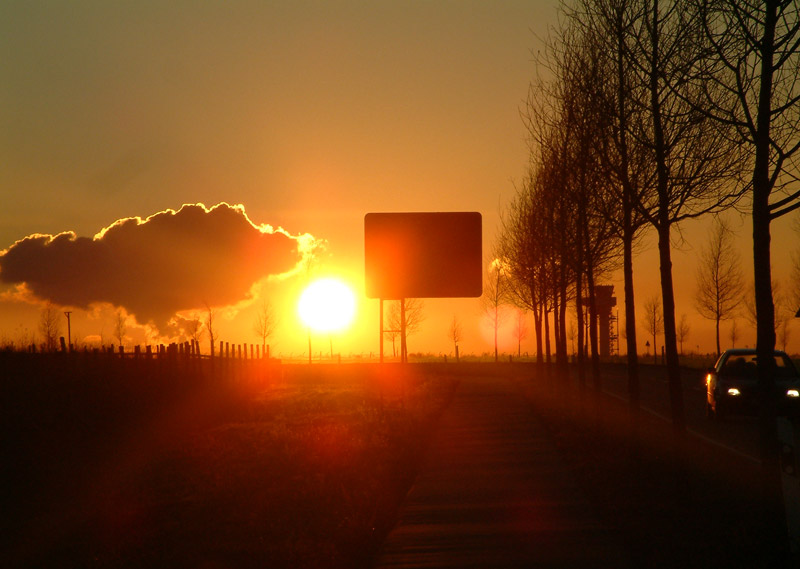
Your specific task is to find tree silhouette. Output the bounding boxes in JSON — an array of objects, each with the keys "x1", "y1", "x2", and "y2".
[
  {"x1": 694, "y1": 218, "x2": 744, "y2": 357},
  {"x1": 512, "y1": 310, "x2": 529, "y2": 358},
  {"x1": 482, "y1": 260, "x2": 506, "y2": 363},
  {"x1": 39, "y1": 303, "x2": 61, "y2": 352},
  {"x1": 642, "y1": 295, "x2": 663, "y2": 365},
  {"x1": 114, "y1": 310, "x2": 126, "y2": 349},
  {"x1": 387, "y1": 299, "x2": 425, "y2": 361},
  {"x1": 676, "y1": 313, "x2": 691, "y2": 356},
  {"x1": 204, "y1": 303, "x2": 217, "y2": 358},
  {"x1": 253, "y1": 299, "x2": 277, "y2": 357},
  {"x1": 728, "y1": 319, "x2": 739, "y2": 350},
  {"x1": 448, "y1": 315, "x2": 463, "y2": 361},
  {"x1": 186, "y1": 318, "x2": 203, "y2": 351},
  {"x1": 694, "y1": 2, "x2": 800, "y2": 550},
  {"x1": 383, "y1": 317, "x2": 400, "y2": 358}
]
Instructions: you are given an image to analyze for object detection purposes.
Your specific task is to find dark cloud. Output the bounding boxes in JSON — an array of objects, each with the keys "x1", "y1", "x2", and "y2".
[{"x1": 0, "y1": 203, "x2": 308, "y2": 331}]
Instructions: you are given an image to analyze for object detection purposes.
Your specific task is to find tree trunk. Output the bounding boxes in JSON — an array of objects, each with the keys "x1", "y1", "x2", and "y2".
[
  {"x1": 614, "y1": 4, "x2": 640, "y2": 449},
  {"x1": 552, "y1": 284, "x2": 560, "y2": 366},
  {"x1": 623, "y1": 217, "x2": 640, "y2": 449},
  {"x1": 752, "y1": 1, "x2": 786, "y2": 557},
  {"x1": 532, "y1": 285, "x2": 544, "y2": 364},
  {"x1": 400, "y1": 298, "x2": 407, "y2": 363},
  {"x1": 657, "y1": 223, "x2": 686, "y2": 441},
  {"x1": 559, "y1": 277, "x2": 569, "y2": 377},
  {"x1": 649, "y1": 0, "x2": 685, "y2": 443},
  {"x1": 494, "y1": 304, "x2": 499, "y2": 363},
  {"x1": 586, "y1": 259, "x2": 601, "y2": 393},
  {"x1": 544, "y1": 304, "x2": 552, "y2": 364},
  {"x1": 576, "y1": 243, "x2": 586, "y2": 394}
]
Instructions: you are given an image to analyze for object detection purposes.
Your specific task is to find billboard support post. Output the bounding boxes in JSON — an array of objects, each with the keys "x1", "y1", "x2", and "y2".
[
  {"x1": 379, "y1": 299, "x2": 384, "y2": 363},
  {"x1": 401, "y1": 298, "x2": 407, "y2": 363}
]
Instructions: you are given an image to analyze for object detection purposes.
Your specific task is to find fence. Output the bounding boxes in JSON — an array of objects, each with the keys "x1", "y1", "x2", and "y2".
[{"x1": 19, "y1": 336, "x2": 274, "y2": 362}]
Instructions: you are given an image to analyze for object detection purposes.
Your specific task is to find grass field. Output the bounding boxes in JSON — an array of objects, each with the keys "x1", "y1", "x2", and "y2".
[{"x1": 2, "y1": 355, "x2": 457, "y2": 568}]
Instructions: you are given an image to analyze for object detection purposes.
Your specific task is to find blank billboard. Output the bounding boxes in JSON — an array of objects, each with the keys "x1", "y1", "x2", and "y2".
[{"x1": 364, "y1": 211, "x2": 482, "y2": 299}]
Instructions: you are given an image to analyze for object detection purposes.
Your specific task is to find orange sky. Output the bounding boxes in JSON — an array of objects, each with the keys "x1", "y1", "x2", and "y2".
[{"x1": 1, "y1": 1, "x2": 798, "y2": 358}]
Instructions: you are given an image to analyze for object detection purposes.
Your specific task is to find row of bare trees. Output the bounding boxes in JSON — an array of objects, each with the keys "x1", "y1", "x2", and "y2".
[{"x1": 497, "y1": 0, "x2": 800, "y2": 556}]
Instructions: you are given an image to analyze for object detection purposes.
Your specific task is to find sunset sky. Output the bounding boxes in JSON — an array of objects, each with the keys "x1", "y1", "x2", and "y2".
[{"x1": 1, "y1": 1, "x2": 798, "y2": 358}]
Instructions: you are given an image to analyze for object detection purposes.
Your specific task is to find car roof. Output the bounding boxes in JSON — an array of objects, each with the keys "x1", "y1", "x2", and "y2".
[{"x1": 721, "y1": 348, "x2": 790, "y2": 356}]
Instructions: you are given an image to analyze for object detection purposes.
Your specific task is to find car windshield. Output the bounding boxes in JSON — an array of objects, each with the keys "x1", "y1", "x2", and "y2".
[{"x1": 721, "y1": 353, "x2": 798, "y2": 379}]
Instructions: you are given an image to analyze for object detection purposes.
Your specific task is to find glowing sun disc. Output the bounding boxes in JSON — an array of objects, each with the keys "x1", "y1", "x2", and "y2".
[{"x1": 298, "y1": 278, "x2": 356, "y2": 332}]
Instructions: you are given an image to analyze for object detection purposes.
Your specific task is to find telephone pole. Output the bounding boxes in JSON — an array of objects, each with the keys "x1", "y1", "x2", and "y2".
[{"x1": 64, "y1": 311, "x2": 72, "y2": 352}]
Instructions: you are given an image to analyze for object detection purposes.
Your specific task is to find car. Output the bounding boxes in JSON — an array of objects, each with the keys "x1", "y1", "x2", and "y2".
[{"x1": 705, "y1": 348, "x2": 800, "y2": 420}]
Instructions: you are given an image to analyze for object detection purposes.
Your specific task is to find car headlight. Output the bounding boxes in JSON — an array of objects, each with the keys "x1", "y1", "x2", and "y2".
[
  {"x1": 786, "y1": 389, "x2": 799, "y2": 398},
  {"x1": 727, "y1": 388, "x2": 741, "y2": 396}
]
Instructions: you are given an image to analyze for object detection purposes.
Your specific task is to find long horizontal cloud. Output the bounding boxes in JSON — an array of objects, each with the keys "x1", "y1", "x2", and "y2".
[{"x1": 0, "y1": 203, "x2": 310, "y2": 331}]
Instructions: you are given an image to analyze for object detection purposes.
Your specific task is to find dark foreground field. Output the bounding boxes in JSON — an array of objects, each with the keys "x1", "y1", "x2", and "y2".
[
  {"x1": 2, "y1": 355, "x2": 794, "y2": 567},
  {"x1": 2, "y1": 355, "x2": 456, "y2": 568}
]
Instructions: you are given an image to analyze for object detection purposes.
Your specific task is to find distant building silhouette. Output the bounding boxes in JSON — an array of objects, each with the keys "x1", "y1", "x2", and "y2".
[{"x1": 595, "y1": 285, "x2": 617, "y2": 357}]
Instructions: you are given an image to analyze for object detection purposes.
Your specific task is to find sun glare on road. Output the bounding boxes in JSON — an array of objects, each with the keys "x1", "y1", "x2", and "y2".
[{"x1": 298, "y1": 278, "x2": 356, "y2": 332}]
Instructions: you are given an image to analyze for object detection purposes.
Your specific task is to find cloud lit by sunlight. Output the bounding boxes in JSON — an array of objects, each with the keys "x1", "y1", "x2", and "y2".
[{"x1": 0, "y1": 203, "x2": 312, "y2": 335}]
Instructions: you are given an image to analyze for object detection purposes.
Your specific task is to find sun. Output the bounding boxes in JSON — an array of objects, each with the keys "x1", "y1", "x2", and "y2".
[{"x1": 298, "y1": 278, "x2": 357, "y2": 332}]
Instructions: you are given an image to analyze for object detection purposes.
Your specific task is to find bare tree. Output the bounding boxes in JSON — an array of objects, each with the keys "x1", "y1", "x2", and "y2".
[
  {"x1": 628, "y1": 0, "x2": 744, "y2": 444},
  {"x1": 695, "y1": 2, "x2": 800, "y2": 549},
  {"x1": 744, "y1": 280, "x2": 781, "y2": 331},
  {"x1": 744, "y1": 278, "x2": 795, "y2": 351},
  {"x1": 676, "y1": 313, "x2": 691, "y2": 355},
  {"x1": 448, "y1": 315, "x2": 463, "y2": 361},
  {"x1": 775, "y1": 282, "x2": 794, "y2": 352},
  {"x1": 777, "y1": 310, "x2": 792, "y2": 351},
  {"x1": 496, "y1": 173, "x2": 549, "y2": 364},
  {"x1": 39, "y1": 303, "x2": 61, "y2": 352},
  {"x1": 729, "y1": 319, "x2": 739, "y2": 349},
  {"x1": 387, "y1": 299, "x2": 425, "y2": 361},
  {"x1": 642, "y1": 295, "x2": 663, "y2": 364},
  {"x1": 791, "y1": 249, "x2": 800, "y2": 316},
  {"x1": 253, "y1": 299, "x2": 277, "y2": 357},
  {"x1": 402, "y1": 299, "x2": 425, "y2": 358},
  {"x1": 204, "y1": 303, "x2": 217, "y2": 358},
  {"x1": 513, "y1": 309, "x2": 529, "y2": 358},
  {"x1": 483, "y1": 260, "x2": 506, "y2": 362},
  {"x1": 114, "y1": 310, "x2": 127, "y2": 348},
  {"x1": 694, "y1": 218, "x2": 744, "y2": 356},
  {"x1": 186, "y1": 318, "x2": 204, "y2": 352},
  {"x1": 568, "y1": 320, "x2": 577, "y2": 357},
  {"x1": 384, "y1": 317, "x2": 400, "y2": 358},
  {"x1": 696, "y1": 0, "x2": 800, "y2": 354}
]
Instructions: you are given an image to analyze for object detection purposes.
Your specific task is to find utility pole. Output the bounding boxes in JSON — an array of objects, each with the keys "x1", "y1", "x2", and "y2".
[{"x1": 64, "y1": 311, "x2": 72, "y2": 352}]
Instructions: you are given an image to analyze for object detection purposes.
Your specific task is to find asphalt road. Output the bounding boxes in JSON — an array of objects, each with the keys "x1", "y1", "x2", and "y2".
[{"x1": 599, "y1": 363, "x2": 766, "y2": 464}]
